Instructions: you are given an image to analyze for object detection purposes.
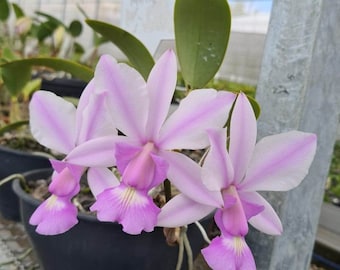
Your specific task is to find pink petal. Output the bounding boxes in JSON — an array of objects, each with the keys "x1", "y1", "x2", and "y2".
[
  {"x1": 29, "y1": 91, "x2": 76, "y2": 154},
  {"x1": 90, "y1": 184, "x2": 160, "y2": 235},
  {"x1": 239, "y1": 191, "x2": 283, "y2": 235},
  {"x1": 76, "y1": 90, "x2": 117, "y2": 143},
  {"x1": 201, "y1": 235, "x2": 256, "y2": 270},
  {"x1": 157, "y1": 194, "x2": 215, "y2": 227},
  {"x1": 240, "y1": 131, "x2": 317, "y2": 191},
  {"x1": 119, "y1": 142, "x2": 165, "y2": 189},
  {"x1": 214, "y1": 188, "x2": 248, "y2": 236},
  {"x1": 50, "y1": 160, "x2": 84, "y2": 181},
  {"x1": 159, "y1": 151, "x2": 223, "y2": 207},
  {"x1": 29, "y1": 195, "x2": 78, "y2": 235},
  {"x1": 158, "y1": 90, "x2": 236, "y2": 150},
  {"x1": 202, "y1": 128, "x2": 234, "y2": 191},
  {"x1": 48, "y1": 167, "x2": 80, "y2": 197},
  {"x1": 87, "y1": 167, "x2": 120, "y2": 198},
  {"x1": 229, "y1": 93, "x2": 257, "y2": 184},
  {"x1": 75, "y1": 79, "x2": 95, "y2": 123},
  {"x1": 145, "y1": 50, "x2": 177, "y2": 139},
  {"x1": 66, "y1": 136, "x2": 117, "y2": 167},
  {"x1": 94, "y1": 55, "x2": 148, "y2": 140}
]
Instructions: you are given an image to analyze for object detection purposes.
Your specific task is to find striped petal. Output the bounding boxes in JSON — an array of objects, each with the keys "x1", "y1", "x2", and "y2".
[
  {"x1": 239, "y1": 191, "x2": 283, "y2": 235},
  {"x1": 229, "y1": 93, "x2": 257, "y2": 184},
  {"x1": 29, "y1": 91, "x2": 76, "y2": 154},
  {"x1": 145, "y1": 50, "x2": 177, "y2": 139},
  {"x1": 202, "y1": 128, "x2": 234, "y2": 191},
  {"x1": 158, "y1": 89, "x2": 236, "y2": 150},
  {"x1": 157, "y1": 194, "x2": 215, "y2": 227},
  {"x1": 159, "y1": 151, "x2": 223, "y2": 207},
  {"x1": 94, "y1": 55, "x2": 148, "y2": 141},
  {"x1": 240, "y1": 131, "x2": 317, "y2": 192}
]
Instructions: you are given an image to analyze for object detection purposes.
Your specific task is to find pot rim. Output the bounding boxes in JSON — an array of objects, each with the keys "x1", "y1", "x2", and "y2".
[{"x1": 0, "y1": 145, "x2": 50, "y2": 160}]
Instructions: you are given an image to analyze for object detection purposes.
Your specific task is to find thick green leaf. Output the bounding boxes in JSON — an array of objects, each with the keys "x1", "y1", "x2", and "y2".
[
  {"x1": 1, "y1": 64, "x2": 31, "y2": 96},
  {"x1": 86, "y1": 19, "x2": 154, "y2": 80},
  {"x1": 36, "y1": 20, "x2": 59, "y2": 42},
  {"x1": 174, "y1": 0, "x2": 231, "y2": 89},
  {"x1": 12, "y1": 3, "x2": 25, "y2": 18},
  {"x1": 1, "y1": 58, "x2": 94, "y2": 84},
  {"x1": 69, "y1": 20, "x2": 82, "y2": 37},
  {"x1": 0, "y1": 0, "x2": 10, "y2": 21}
]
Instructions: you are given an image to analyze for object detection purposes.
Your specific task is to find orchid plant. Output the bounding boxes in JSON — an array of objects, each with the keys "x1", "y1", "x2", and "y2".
[{"x1": 24, "y1": 0, "x2": 317, "y2": 269}]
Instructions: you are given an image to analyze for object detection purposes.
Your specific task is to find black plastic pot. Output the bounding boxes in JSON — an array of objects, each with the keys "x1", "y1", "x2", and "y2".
[
  {"x1": 0, "y1": 146, "x2": 51, "y2": 221},
  {"x1": 13, "y1": 168, "x2": 212, "y2": 270},
  {"x1": 41, "y1": 77, "x2": 87, "y2": 98}
]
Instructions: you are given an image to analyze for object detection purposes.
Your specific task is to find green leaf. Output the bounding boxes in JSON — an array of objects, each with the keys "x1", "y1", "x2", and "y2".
[
  {"x1": 0, "y1": 0, "x2": 10, "y2": 21},
  {"x1": 35, "y1": 11, "x2": 65, "y2": 27},
  {"x1": 22, "y1": 78, "x2": 42, "y2": 100},
  {"x1": 36, "y1": 20, "x2": 59, "y2": 42},
  {"x1": 86, "y1": 19, "x2": 154, "y2": 80},
  {"x1": 247, "y1": 95, "x2": 261, "y2": 119},
  {"x1": 174, "y1": 0, "x2": 231, "y2": 89},
  {"x1": 68, "y1": 20, "x2": 82, "y2": 37},
  {"x1": 12, "y1": 3, "x2": 25, "y2": 18},
  {"x1": 0, "y1": 58, "x2": 94, "y2": 94},
  {"x1": 1, "y1": 64, "x2": 31, "y2": 97},
  {"x1": 0, "y1": 120, "x2": 29, "y2": 136}
]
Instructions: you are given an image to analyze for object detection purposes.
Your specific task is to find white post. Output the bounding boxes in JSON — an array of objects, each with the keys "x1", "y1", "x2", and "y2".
[{"x1": 247, "y1": 0, "x2": 340, "y2": 269}]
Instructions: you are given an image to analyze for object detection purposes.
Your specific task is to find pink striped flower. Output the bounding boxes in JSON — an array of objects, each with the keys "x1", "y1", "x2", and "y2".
[{"x1": 66, "y1": 50, "x2": 236, "y2": 234}]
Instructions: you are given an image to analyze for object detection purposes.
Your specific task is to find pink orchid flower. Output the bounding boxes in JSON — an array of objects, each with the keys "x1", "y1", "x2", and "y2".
[
  {"x1": 66, "y1": 50, "x2": 236, "y2": 235},
  {"x1": 201, "y1": 234, "x2": 256, "y2": 270},
  {"x1": 157, "y1": 93, "x2": 316, "y2": 269},
  {"x1": 29, "y1": 82, "x2": 116, "y2": 235}
]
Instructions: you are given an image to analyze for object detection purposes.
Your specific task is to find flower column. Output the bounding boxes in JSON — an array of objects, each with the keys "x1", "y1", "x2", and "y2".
[{"x1": 247, "y1": 0, "x2": 340, "y2": 269}]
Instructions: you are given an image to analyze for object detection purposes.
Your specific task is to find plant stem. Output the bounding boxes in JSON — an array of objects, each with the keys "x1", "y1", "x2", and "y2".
[
  {"x1": 164, "y1": 179, "x2": 172, "y2": 202},
  {"x1": 0, "y1": 173, "x2": 25, "y2": 187}
]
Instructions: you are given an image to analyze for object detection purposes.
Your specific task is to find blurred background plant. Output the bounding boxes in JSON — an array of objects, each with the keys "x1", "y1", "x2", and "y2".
[
  {"x1": 324, "y1": 140, "x2": 340, "y2": 206},
  {"x1": 0, "y1": 0, "x2": 93, "y2": 140}
]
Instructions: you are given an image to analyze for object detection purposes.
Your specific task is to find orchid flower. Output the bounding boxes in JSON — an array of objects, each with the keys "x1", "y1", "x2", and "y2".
[
  {"x1": 201, "y1": 234, "x2": 256, "y2": 270},
  {"x1": 29, "y1": 82, "x2": 116, "y2": 235},
  {"x1": 65, "y1": 50, "x2": 236, "y2": 235},
  {"x1": 157, "y1": 93, "x2": 316, "y2": 269}
]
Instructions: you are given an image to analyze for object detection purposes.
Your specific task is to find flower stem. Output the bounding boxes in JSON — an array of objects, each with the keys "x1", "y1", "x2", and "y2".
[
  {"x1": 164, "y1": 179, "x2": 172, "y2": 202},
  {"x1": 0, "y1": 173, "x2": 25, "y2": 187}
]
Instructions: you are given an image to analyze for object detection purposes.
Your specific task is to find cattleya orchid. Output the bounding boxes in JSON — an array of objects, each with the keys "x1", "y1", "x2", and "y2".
[
  {"x1": 29, "y1": 80, "x2": 116, "y2": 234},
  {"x1": 64, "y1": 50, "x2": 235, "y2": 234},
  {"x1": 28, "y1": 48, "x2": 317, "y2": 269},
  {"x1": 157, "y1": 93, "x2": 317, "y2": 269}
]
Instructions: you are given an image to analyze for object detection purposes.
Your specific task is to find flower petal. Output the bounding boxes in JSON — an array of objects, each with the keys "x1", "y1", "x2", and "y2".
[
  {"x1": 240, "y1": 131, "x2": 317, "y2": 191},
  {"x1": 145, "y1": 50, "x2": 177, "y2": 139},
  {"x1": 215, "y1": 187, "x2": 248, "y2": 236},
  {"x1": 158, "y1": 89, "x2": 236, "y2": 149},
  {"x1": 87, "y1": 167, "x2": 120, "y2": 198},
  {"x1": 30, "y1": 195, "x2": 78, "y2": 235},
  {"x1": 202, "y1": 128, "x2": 234, "y2": 191},
  {"x1": 229, "y1": 93, "x2": 257, "y2": 184},
  {"x1": 239, "y1": 191, "x2": 283, "y2": 235},
  {"x1": 91, "y1": 184, "x2": 160, "y2": 235},
  {"x1": 159, "y1": 151, "x2": 223, "y2": 207},
  {"x1": 94, "y1": 55, "x2": 148, "y2": 140},
  {"x1": 157, "y1": 194, "x2": 215, "y2": 227},
  {"x1": 201, "y1": 235, "x2": 256, "y2": 270},
  {"x1": 48, "y1": 167, "x2": 80, "y2": 197},
  {"x1": 66, "y1": 136, "x2": 117, "y2": 167},
  {"x1": 76, "y1": 89, "x2": 117, "y2": 143},
  {"x1": 29, "y1": 91, "x2": 76, "y2": 154}
]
